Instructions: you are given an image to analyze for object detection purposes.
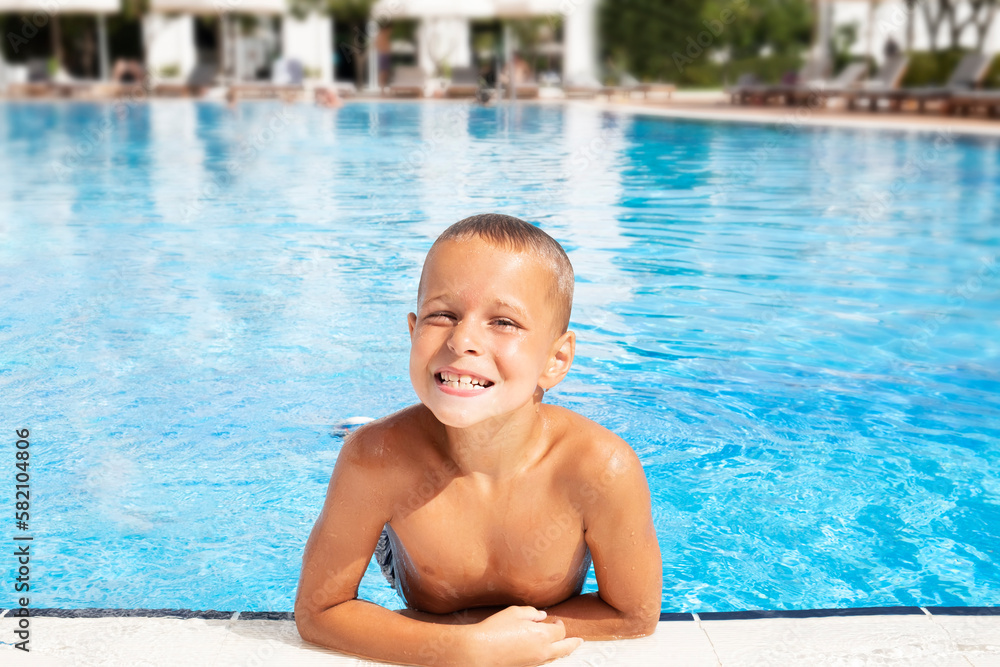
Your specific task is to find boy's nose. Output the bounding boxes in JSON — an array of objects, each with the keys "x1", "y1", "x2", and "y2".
[{"x1": 448, "y1": 319, "x2": 482, "y2": 355}]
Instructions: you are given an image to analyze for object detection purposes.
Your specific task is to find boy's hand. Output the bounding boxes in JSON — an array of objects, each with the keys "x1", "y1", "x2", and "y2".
[{"x1": 465, "y1": 606, "x2": 584, "y2": 666}]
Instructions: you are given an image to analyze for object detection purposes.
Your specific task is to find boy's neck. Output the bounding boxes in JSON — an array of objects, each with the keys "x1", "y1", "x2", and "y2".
[{"x1": 436, "y1": 389, "x2": 550, "y2": 480}]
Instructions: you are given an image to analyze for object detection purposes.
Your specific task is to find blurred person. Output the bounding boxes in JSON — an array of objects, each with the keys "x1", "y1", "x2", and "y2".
[
  {"x1": 500, "y1": 51, "x2": 533, "y2": 87},
  {"x1": 377, "y1": 25, "x2": 392, "y2": 88},
  {"x1": 884, "y1": 37, "x2": 900, "y2": 59},
  {"x1": 112, "y1": 59, "x2": 144, "y2": 84},
  {"x1": 315, "y1": 86, "x2": 343, "y2": 108}
]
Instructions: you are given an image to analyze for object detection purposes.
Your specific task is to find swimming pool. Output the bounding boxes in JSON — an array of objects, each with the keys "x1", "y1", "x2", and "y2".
[{"x1": 1, "y1": 101, "x2": 997, "y2": 614}]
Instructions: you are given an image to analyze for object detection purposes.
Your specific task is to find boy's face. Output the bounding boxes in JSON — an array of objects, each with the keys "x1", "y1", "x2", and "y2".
[{"x1": 408, "y1": 236, "x2": 574, "y2": 429}]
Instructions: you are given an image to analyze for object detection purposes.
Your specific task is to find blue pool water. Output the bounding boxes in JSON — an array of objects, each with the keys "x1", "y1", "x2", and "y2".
[{"x1": 1, "y1": 101, "x2": 998, "y2": 614}]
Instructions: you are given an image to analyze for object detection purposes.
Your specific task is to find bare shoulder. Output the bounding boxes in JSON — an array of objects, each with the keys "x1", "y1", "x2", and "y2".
[
  {"x1": 542, "y1": 404, "x2": 647, "y2": 503},
  {"x1": 337, "y1": 403, "x2": 437, "y2": 470}
]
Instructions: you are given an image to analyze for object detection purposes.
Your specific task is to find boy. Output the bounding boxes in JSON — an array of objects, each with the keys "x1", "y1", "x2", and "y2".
[{"x1": 295, "y1": 214, "x2": 661, "y2": 666}]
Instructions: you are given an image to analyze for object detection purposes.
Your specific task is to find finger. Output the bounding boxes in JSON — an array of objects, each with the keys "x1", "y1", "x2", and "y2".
[
  {"x1": 517, "y1": 605, "x2": 545, "y2": 621},
  {"x1": 548, "y1": 636, "x2": 584, "y2": 659},
  {"x1": 543, "y1": 619, "x2": 567, "y2": 640}
]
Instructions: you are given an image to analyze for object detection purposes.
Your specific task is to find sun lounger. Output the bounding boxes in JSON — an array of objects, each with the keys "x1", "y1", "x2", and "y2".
[
  {"x1": 389, "y1": 66, "x2": 426, "y2": 97},
  {"x1": 784, "y1": 62, "x2": 869, "y2": 106},
  {"x1": 52, "y1": 80, "x2": 101, "y2": 98},
  {"x1": 728, "y1": 57, "x2": 829, "y2": 105},
  {"x1": 154, "y1": 63, "x2": 218, "y2": 98},
  {"x1": 729, "y1": 62, "x2": 868, "y2": 107},
  {"x1": 445, "y1": 66, "x2": 480, "y2": 98},
  {"x1": 598, "y1": 73, "x2": 671, "y2": 100},
  {"x1": 6, "y1": 82, "x2": 55, "y2": 98},
  {"x1": 6, "y1": 59, "x2": 54, "y2": 98},
  {"x1": 7, "y1": 79, "x2": 103, "y2": 99},
  {"x1": 837, "y1": 55, "x2": 910, "y2": 111},
  {"x1": 510, "y1": 78, "x2": 539, "y2": 99},
  {"x1": 944, "y1": 90, "x2": 1000, "y2": 117},
  {"x1": 563, "y1": 74, "x2": 602, "y2": 99},
  {"x1": 892, "y1": 52, "x2": 993, "y2": 113},
  {"x1": 333, "y1": 81, "x2": 357, "y2": 98},
  {"x1": 727, "y1": 73, "x2": 766, "y2": 105},
  {"x1": 643, "y1": 83, "x2": 677, "y2": 100},
  {"x1": 227, "y1": 82, "x2": 305, "y2": 101},
  {"x1": 563, "y1": 85, "x2": 599, "y2": 98},
  {"x1": 840, "y1": 52, "x2": 990, "y2": 113}
]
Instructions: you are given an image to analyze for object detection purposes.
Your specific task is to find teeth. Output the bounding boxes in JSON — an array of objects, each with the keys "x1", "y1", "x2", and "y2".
[{"x1": 438, "y1": 371, "x2": 491, "y2": 389}]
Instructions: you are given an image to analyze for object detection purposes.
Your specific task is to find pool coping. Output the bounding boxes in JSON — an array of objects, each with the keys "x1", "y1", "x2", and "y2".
[
  {"x1": 587, "y1": 96, "x2": 1000, "y2": 138},
  {"x1": 3, "y1": 606, "x2": 998, "y2": 666},
  {"x1": 4, "y1": 604, "x2": 998, "y2": 620}
]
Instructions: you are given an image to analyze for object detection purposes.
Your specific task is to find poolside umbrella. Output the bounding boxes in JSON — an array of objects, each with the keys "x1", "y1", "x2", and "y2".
[{"x1": 0, "y1": 0, "x2": 120, "y2": 80}]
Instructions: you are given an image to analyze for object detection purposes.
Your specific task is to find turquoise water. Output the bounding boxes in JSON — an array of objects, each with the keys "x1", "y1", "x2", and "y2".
[{"x1": 1, "y1": 101, "x2": 998, "y2": 614}]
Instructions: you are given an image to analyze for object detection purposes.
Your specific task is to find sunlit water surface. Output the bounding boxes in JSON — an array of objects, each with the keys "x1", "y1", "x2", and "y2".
[{"x1": 1, "y1": 101, "x2": 998, "y2": 613}]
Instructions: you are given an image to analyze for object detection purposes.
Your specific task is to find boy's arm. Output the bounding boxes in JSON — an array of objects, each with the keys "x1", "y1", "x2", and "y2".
[
  {"x1": 294, "y1": 427, "x2": 582, "y2": 666},
  {"x1": 539, "y1": 440, "x2": 663, "y2": 639}
]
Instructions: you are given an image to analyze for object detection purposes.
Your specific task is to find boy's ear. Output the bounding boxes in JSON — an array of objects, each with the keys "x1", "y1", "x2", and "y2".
[
  {"x1": 407, "y1": 312, "x2": 416, "y2": 337},
  {"x1": 538, "y1": 330, "x2": 575, "y2": 390}
]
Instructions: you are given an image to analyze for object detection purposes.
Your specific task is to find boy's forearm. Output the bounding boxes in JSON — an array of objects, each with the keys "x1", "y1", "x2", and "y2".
[
  {"x1": 399, "y1": 605, "x2": 503, "y2": 625},
  {"x1": 391, "y1": 593, "x2": 658, "y2": 641},
  {"x1": 540, "y1": 592, "x2": 659, "y2": 640},
  {"x1": 297, "y1": 598, "x2": 472, "y2": 666}
]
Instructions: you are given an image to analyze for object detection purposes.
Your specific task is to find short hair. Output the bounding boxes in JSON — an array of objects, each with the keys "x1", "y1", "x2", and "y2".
[{"x1": 421, "y1": 214, "x2": 575, "y2": 334}]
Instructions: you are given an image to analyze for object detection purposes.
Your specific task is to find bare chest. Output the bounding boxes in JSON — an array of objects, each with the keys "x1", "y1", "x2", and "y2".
[{"x1": 388, "y1": 480, "x2": 589, "y2": 613}]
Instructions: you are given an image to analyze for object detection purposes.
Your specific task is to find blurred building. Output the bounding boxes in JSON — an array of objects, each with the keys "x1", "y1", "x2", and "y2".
[
  {"x1": 0, "y1": 0, "x2": 119, "y2": 80},
  {"x1": 3, "y1": 0, "x2": 999, "y2": 88},
  {"x1": 143, "y1": 0, "x2": 331, "y2": 85},
  {"x1": 371, "y1": 0, "x2": 599, "y2": 86},
  {"x1": 1, "y1": 0, "x2": 599, "y2": 87},
  {"x1": 822, "y1": 0, "x2": 1000, "y2": 64}
]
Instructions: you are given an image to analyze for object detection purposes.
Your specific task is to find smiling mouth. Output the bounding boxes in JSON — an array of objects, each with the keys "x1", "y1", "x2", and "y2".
[{"x1": 436, "y1": 371, "x2": 495, "y2": 391}]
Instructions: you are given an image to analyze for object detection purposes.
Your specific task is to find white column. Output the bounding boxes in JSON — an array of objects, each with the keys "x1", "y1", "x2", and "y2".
[
  {"x1": 563, "y1": 0, "x2": 599, "y2": 86},
  {"x1": 418, "y1": 17, "x2": 471, "y2": 77},
  {"x1": 143, "y1": 13, "x2": 197, "y2": 81},
  {"x1": 503, "y1": 21, "x2": 516, "y2": 100},
  {"x1": 222, "y1": 14, "x2": 234, "y2": 81},
  {"x1": 987, "y1": 9, "x2": 1000, "y2": 53},
  {"x1": 97, "y1": 14, "x2": 110, "y2": 81},
  {"x1": 814, "y1": 0, "x2": 832, "y2": 78},
  {"x1": 282, "y1": 12, "x2": 333, "y2": 83},
  {"x1": 233, "y1": 20, "x2": 243, "y2": 81},
  {"x1": 448, "y1": 19, "x2": 472, "y2": 69},
  {"x1": 367, "y1": 19, "x2": 378, "y2": 89}
]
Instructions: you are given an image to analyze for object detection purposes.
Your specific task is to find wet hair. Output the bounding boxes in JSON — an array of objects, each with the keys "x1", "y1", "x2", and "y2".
[{"x1": 422, "y1": 213, "x2": 575, "y2": 334}]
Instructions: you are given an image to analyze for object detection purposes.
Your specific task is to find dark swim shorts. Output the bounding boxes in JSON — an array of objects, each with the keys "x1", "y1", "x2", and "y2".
[
  {"x1": 375, "y1": 525, "x2": 399, "y2": 591},
  {"x1": 375, "y1": 524, "x2": 594, "y2": 597}
]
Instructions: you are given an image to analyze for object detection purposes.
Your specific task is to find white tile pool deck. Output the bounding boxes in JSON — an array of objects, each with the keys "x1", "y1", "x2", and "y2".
[{"x1": 2, "y1": 610, "x2": 998, "y2": 666}]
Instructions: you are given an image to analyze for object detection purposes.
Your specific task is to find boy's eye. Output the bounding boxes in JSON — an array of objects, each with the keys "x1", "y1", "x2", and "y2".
[
  {"x1": 425, "y1": 312, "x2": 455, "y2": 322},
  {"x1": 493, "y1": 318, "x2": 520, "y2": 329}
]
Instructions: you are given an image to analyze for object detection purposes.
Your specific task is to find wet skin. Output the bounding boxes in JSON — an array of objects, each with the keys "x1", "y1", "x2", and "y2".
[
  {"x1": 295, "y1": 237, "x2": 662, "y2": 665},
  {"x1": 381, "y1": 404, "x2": 594, "y2": 614}
]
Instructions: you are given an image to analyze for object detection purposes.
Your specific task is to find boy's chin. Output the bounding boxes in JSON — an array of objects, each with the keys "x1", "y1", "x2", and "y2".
[{"x1": 425, "y1": 405, "x2": 489, "y2": 429}]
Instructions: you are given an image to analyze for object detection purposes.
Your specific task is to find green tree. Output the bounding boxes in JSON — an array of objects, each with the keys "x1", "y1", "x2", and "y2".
[
  {"x1": 701, "y1": 0, "x2": 812, "y2": 60},
  {"x1": 599, "y1": 0, "x2": 811, "y2": 85},
  {"x1": 598, "y1": 0, "x2": 710, "y2": 83}
]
